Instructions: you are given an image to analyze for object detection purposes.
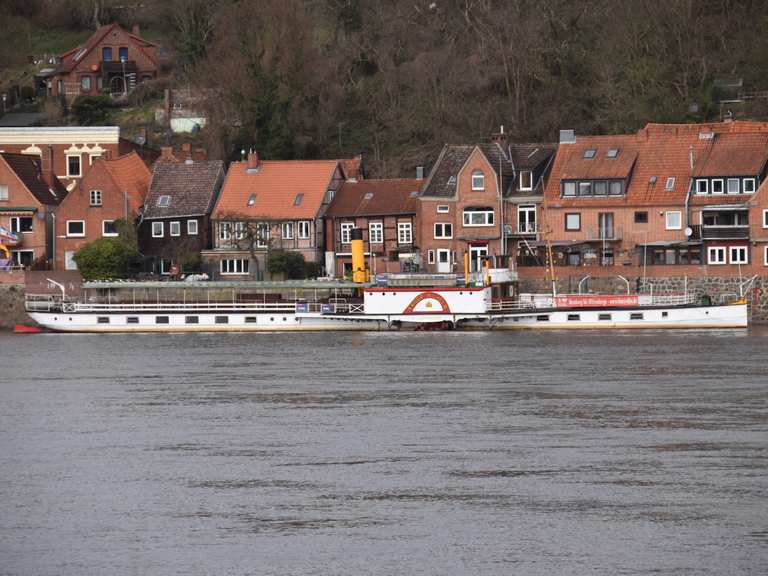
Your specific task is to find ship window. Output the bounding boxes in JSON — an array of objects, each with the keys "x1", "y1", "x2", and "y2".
[
  {"x1": 126, "y1": 316, "x2": 139, "y2": 324},
  {"x1": 97, "y1": 316, "x2": 110, "y2": 324},
  {"x1": 662, "y1": 311, "x2": 669, "y2": 318},
  {"x1": 245, "y1": 316, "x2": 258, "y2": 323},
  {"x1": 567, "y1": 314, "x2": 580, "y2": 321},
  {"x1": 155, "y1": 316, "x2": 169, "y2": 324},
  {"x1": 185, "y1": 316, "x2": 199, "y2": 324},
  {"x1": 598, "y1": 313, "x2": 611, "y2": 321},
  {"x1": 215, "y1": 316, "x2": 228, "y2": 324},
  {"x1": 536, "y1": 315, "x2": 549, "y2": 321},
  {"x1": 630, "y1": 313, "x2": 644, "y2": 320}
]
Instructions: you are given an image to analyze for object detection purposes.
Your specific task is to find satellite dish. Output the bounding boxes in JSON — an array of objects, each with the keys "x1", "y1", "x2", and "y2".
[{"x1": 684, "y1": 227, "x2": 693, "y2": 237}]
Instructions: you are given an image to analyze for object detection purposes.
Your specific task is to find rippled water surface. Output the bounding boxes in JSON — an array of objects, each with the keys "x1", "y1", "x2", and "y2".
[{"x1": 1, "y1": 329, "x2": 767, "y2": 575}]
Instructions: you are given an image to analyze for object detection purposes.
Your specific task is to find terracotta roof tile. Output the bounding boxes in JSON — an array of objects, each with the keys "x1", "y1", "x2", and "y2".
[
  {"x1": 325, "y1": 178, "x2": 421, "y2": 218},
  {"x1": 57, "y1": 23, "x2": 158, "y2": 74},
  {"x1": 212, "y1": 160, "x2": 340, "y2": 220},
  {"x1": 143, "y1": 160, "x2": 224, "y2": 219},
  {"x1": 99, "y1": 152, "x2": 151, "y2": 212}
]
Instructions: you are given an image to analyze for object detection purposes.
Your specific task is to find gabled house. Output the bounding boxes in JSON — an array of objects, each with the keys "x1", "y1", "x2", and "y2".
[
  {"x1": 54, "y1": 152, "x2": 150, "y2": 270},
  {"x1": 139, "y1": 160, "x2": 224, "y2": 275},
  {"x1": 0, "y1": 153, "x2": 67, "y2": 268},
  {"x1": 540, "y1": 121, "x2": 768, "y2": 270},
  {"x1": 418, "y1": 132, "x2": 556, "y2": 274},
  {"x1": 49, "y1": 23, "x2": 160, "y2": 101},
  {"x1": 204, "y1": 153, "x2": 345, "y2": 280},
  {"x1": 324, "y1": 177, "x2": 421, "y2": 277}
]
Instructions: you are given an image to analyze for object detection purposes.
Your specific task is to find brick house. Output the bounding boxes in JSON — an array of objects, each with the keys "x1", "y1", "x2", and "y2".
[
  {"x1": 54, "y1": 152, "x2": 150, "y2": 270},
  {"x1": 0, "y1": 153, "x2": 67, "y2": 268},
  {"x1": 324, "y1": 178, "x2": 421, "y2": 277},
  {"x1": 418, "y1": 134, "x2": 556, "y2": 274},
  {"x1": 204, "y1": 153, "x2": 346, "y2": 280},
  {"x1": 539, "y1": 122, "x2": 768, "y2": 272},
  {"x1": 139, "y1": 160, "x2": 225, "y2": 275},
  {"x1": 0, "y1": 126, "x2": 155, "y2": 191},
  {"x1": 49, "y1": 23, "x2": 160, "y2": 101}
]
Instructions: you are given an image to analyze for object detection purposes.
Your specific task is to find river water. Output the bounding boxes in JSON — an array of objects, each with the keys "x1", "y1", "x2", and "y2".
[{"x1": 1, "y1": 329, "x2": 767, "y2": 575}]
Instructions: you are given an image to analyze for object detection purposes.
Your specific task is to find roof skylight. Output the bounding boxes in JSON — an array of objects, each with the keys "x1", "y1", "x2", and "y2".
[
  {"x1": 157, "y1": 195, "x2": 170, "y2": 207},
  {"x1": 247, "y1": 193, "x2": 256, "y2": 206},
  {"x1": 364, "y1": 192, "x2": 374, "y2": 200},
  {"x1": 583, "y1": 149, "x2": 597, "y2": 159},
  {"x1": 606, "y1": 148, "x2": 619, "y2": 158},
  {"x1": 293, "y1": 193, "x2": 304, "y2": 206},
  {"x1": 665, "y1": 177, "x2": 675, "y2": 191}
]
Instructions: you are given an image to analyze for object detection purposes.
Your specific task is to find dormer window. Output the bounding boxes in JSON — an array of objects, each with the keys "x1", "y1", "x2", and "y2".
[
  {"x1": 293, "y1": 193, "x2": 304, "y2": 206},
  {"x1": 364, "y1": 192, "x2": 374, "y2": 200},
  {"x1": 696, "y1": 180, "x2": 708, "y2": 195},
  {"x1": 247, "y1": 193, "x2": 256, "y2": 206},
  {"x1": 519, "y1": 170, "x2": 532, "y2": 191},
  {"x1": 157, "y1": 195, "x2": 171, "y2": 207},
  {"x1": 583, "y1": 149, "x2": 597, "y2": 159},
  {"x1": 471, "y1": 170, "x2": 485, "y2": 190},
  {"x1": 606, "y1": 148, "x2": 619, "y2": 158}
]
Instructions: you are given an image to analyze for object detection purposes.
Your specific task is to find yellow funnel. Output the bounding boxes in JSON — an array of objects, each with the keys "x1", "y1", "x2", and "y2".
[{"x1": 350, "y1": 228, "x2": 369, "y2": 283}]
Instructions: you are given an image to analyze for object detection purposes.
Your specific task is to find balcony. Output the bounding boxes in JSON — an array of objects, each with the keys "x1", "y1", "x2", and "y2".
[
  {"x1": 700, "y1": 225, "x2": 750, "y2": 240},
  {"x1": 585, "y1": 227, "x2": 623, "y2": 241},
  {"x1": 505, "y1": 223, "x2": 538, "y2": 237}
]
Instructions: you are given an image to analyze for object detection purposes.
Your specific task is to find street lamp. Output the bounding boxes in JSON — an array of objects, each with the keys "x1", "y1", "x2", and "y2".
[
  {"x1": 120, "y1": 56, "x2": 127, "y2": 97},
  {"x1": 1, "y1": 94, "x2": 6, "y2": 115}
]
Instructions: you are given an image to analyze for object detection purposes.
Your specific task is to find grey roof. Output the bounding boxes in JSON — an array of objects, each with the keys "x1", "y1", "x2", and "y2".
[
  {"x1": 0, "y1": 113, "x2": 44, "y2": 127},
  {"x1": 143, "y1": 160, "x2": 224, "y2": 219},
  {"x1": 421, "y1": 142, "x2": 556, "y2": 198},
  {"x1": 0, "y1": 153, "x2": 66, "y2": 205}
]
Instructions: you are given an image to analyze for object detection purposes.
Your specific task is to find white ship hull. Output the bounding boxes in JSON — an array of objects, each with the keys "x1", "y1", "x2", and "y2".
[{"x1": 28, "y1": 302, "x2": 747, "y2": 332}]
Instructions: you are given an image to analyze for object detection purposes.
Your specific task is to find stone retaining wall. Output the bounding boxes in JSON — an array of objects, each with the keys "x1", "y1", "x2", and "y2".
[
  {"x1": 518, "y1": 274, "x2": 768, "y2": 323},
  {"x1": 0, "y1": 284, "x2": 32, "y2": 330}
]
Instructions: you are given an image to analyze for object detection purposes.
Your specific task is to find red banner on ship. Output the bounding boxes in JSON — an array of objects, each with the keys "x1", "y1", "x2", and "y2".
[{"x1": 554, "y1": 295, "x2": 639, "y2": 308}]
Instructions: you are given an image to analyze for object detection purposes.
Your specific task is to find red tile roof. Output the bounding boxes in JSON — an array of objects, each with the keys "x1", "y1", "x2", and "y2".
[
  {"x1": 325, "y1": 178, "x2": 421, "y2": 218},
  {"x1": 213, "y1": 160, "x2": 340, "y2": 220},
  {"x1": 544, "y1": 121, "x2": 768, "y2": 208},
  {"x1": 57, "y1": 23, "x2": 157, "y2": 74},
  {"x1": 99, "y1": 152, "x2": 151, "y2": 212},
  {"x1": 339, "y1": 155, "x2": 363, "y2": 181}
]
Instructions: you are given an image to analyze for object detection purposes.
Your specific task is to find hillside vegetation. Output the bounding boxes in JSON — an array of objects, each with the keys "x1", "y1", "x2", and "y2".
[{"x1": 2, "y1": 0, "x2": 768, "y2": 176}]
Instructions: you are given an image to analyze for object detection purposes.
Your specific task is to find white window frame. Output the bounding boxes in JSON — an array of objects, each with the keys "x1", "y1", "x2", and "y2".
[
  {"x1": 152, "y1": 221, "x2": 164, "y2": 238},
  {"x1": 187, "y1": 219, "x2": 198, "y2": 235},
  {"x1": 665, "y1": 177, "x2": 675, "y2": 191},
  {"x1": 764, "y1": 246, "x2": 768, "y2": 266},
  {"x1": 518, "y1": 205, "x2": 537, "y2": 233},
  {"x1": 159, "y1": 259, "x2": 173, "y2": 275},
  {"x1": 0, "y1": 184, "x2": 8, "y2": 201},
  {"x1": 80, "y1": 75, "x2": 91, "y2": 91},
  {"x1": 707, "y1": 246, "x2": 726, "y2": 265},
  {"x1": 298, "y1": 220, "x2": 311, "y2": 239},
  {"x1": 369, "y1": 222, "x2": 383, "y2": 244},
  {"x1": 398, "y1": 222, "x2": 413, "y2": 244},
  {"x1": 340, "y1": 222, "x2": 354, "y2": 244},
  {"x1": 711, "y1": 179, "x2": 724, "y2": 195},
  {"x1": 519, "y1": 170, "x2": 533, "y2": 191},
  {"x1": 562, "y1": 182, "x2": 576, "y2": 196},
  {"x1": 462, "y1": 209, "x2": 494, "y2": 227},
  {"x1": 665, "y1": 211, "x2": 682, "y2": 230},
  {"x1": 256, "y1": 223, "x2": 269, "y2": 248},
  {"x1": 10, "y1": 216, "x2": 33, "y2": 234},
  {"x1": 218, "y1": 221, "x2": 231, "y2": 242},
  {"x1": 282, "y1": 221, "x2": 294, "y2": 239},
  {"x1": 234, "y1": 221, "x2": 246, "y2": 240},
  {"x1": 436, "y1": 248, "x2": 451, "y2": 264},
  {"x1": 89, "y1": 189, "x2": 102, "y2": 206},
  {"x1": 696, "y1": 179, "x2": 708, "y2": 195},
  {"x1": 730, "y1": 246, "x2": 748, "y2": 264},
  {"x1": 727, "y1": 178, "x2": 740, "y2": 194},
  {"x1": 471, "y1": 170, "x2": 485, "y2": 191},
  {"x1": 434, "y1": 222, "x2": 453, "y2": 239},
  {"x1": 102, "y1": 220, "x2": 118, "y2": 237},
  {"x1": 427, "y1": 249, "x2": 435, "y2": 264},
  {"x1": 66, "y1": 154, "x2": 81, "y2": 178},
  {"x1": 220, "y1": 258, "x2": 250, "y2": 275},
  {"x1": 170, "y1": 221, "x2": 181, "y2": 237},
  {"x1": 763, "y1": 209, "x2": 768, "y2": 229},
  {"x1": 64, "y1": 250, "x2": 78, "y2": 271},
  {"x1": 436, "y1": 204, "x2": 449, "y2": 213},
  {"x1": 66, "y1": 220, "x2": 85, "y2": 237},
  {"x1": 743, "y1": 178, "x2": 756, "y2": 194}
]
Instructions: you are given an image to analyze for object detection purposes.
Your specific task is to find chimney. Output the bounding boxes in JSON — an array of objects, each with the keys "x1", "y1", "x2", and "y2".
[
  {"x1": 246, "y1": 151, "x2": 260, "y2": 172},
  {"x1": 132, "y1": 24, "x2": 140, "y2": 37},
  {"x1": 491, "y1": 124, "x2": 507, "y2": 146},
  {"x1": 416, "y1": 166, "x2": 424, "y2": 179},
  {"x1": 559, "y1": 129, "x2": 576, "y2": 144},
  {"x1": 160, "y1": 146, "x2": 174, "y2": 161}
]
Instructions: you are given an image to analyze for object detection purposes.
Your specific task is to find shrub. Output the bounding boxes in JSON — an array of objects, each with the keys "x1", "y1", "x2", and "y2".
[
  {"x1": 71, "y1": 95, "x2": 113, "y2": 125},
  {"x1": 181, "y1": 252, "x2": 202, "y2": 273},
  {"x1": 267, "y1": 250, "x2": 306, "y2": 279},
  {"x1": 73, "y1": 237, "x2": 139, "y2": 280}
]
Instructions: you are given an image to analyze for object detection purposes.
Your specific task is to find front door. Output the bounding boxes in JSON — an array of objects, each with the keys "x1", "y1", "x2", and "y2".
[
  {"x1": 469, "y1": 244, "x2": 488, "y2": 272},
  {"x1": 436, "y1": 249, "x2": 451, "y2": 273}
]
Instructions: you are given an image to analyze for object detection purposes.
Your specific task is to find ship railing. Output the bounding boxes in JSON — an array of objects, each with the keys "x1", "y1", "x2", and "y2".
[
  {"x1": 59, "y1": 301, "x2": 300, "y2": 312},
  {"x1": 25, "y1": 294, "x2": 65, "y2": 312},
  {"x1": 489, "y1": 299, "x2": 537, "y2": 311},
  {"x1": 645, "y1": 294, "x2": 697, "y2": 306},
  {"x1": 298, "y1": 302, "x2": 365, "y2": 314}
]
